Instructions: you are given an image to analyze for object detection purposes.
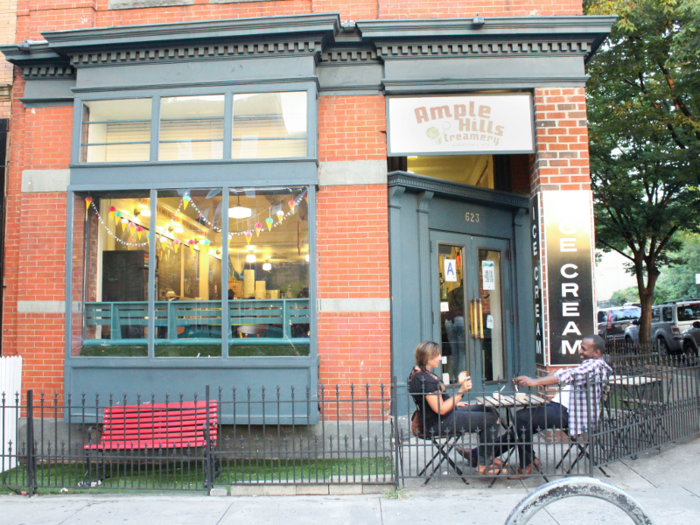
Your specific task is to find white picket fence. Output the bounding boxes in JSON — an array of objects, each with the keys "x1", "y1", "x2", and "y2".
[{"x1": 1, "y1": 356, "x2": 22, "y2": 472}]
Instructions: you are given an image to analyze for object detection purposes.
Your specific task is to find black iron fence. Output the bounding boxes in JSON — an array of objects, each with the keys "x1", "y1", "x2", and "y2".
[
  {"x1": 1, "y1": 353, "x2": 699, "y2": 495},
  {"x1": 1, "y1": 384, "x2": 394, "y2": 495}
]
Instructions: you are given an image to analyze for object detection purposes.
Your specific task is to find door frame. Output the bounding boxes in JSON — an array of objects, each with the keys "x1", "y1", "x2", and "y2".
[{"x1": 430, "y1": 230, "x2": 515, "y2": 392}]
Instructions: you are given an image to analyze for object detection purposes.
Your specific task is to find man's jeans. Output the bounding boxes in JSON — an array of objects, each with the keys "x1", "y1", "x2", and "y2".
[{"x1": 509, "y1": 401, "x2": 569, "y2": 467}]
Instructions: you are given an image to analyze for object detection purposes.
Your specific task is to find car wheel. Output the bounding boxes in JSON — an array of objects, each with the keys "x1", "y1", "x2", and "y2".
[
  {"x1": 683, "y1": 340, "x2": 699, "y2": 365},
  {"x1": 656, "y1": 337, "x2": 670, "y2": 356}
]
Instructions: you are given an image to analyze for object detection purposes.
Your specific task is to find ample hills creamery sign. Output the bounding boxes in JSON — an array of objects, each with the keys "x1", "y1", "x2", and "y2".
[{"x1": 388, "y1": 94, "x2": 534, "y2": 156}]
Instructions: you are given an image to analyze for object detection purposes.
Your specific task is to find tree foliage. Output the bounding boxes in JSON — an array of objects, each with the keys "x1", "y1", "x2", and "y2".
[
  {"x1": 655, "y1": 232, "x2": 700, "y2": 301},
  {"x1": 609, "y1": 286, "x2": 640, "y2": 306},
  {"x1": 585, "y1": 0, "x2": 700, "y2": 341}
]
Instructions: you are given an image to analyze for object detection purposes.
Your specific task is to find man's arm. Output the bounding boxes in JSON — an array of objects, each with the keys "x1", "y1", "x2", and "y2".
[{"x1": 513, "y1": 372, "x2": 559, "y2": 388}]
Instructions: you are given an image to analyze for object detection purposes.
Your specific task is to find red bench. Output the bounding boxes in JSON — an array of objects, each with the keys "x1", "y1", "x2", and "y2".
[{"x1": 85, "y1": 400, "x2": 218, "y2": 451}]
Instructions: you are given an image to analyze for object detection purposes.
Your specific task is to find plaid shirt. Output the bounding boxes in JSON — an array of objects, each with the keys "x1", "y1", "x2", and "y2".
[{"x1": 553, "y1": 357, "x2": 612, "y2": 436}]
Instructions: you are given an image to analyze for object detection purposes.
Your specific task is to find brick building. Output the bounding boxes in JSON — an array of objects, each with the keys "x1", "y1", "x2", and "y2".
[{"x1": 0, "y1": 1, "x2": 614, "y2": 422}]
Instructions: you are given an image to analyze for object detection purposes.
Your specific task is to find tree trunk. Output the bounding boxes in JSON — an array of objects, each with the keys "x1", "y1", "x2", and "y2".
[{"x1": 635, "y1": 255, "x2": 660, "y2": 344}]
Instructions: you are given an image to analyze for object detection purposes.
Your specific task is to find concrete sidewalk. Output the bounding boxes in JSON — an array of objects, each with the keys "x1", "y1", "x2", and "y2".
[{"x1": 2, "y1": 436, "x2": 700, "y2": 525}]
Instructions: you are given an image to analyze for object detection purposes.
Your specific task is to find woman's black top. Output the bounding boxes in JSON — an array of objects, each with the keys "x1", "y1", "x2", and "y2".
[{"x1": 408, "y1": 369, "x2": 450, "y2": 431}]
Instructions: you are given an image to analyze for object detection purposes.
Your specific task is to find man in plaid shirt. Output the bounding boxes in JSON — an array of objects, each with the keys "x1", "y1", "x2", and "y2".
[{"x1": 509, "y1": 334, "x2": 612, "y2": 476}]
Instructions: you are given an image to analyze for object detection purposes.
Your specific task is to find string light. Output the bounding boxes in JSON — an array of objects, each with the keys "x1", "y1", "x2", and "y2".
[{"x1": 86, "y1": 190, "x2": 307, "y2": 249}]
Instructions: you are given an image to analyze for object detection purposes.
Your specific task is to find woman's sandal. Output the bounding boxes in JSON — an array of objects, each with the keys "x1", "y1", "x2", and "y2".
[
  {"x1": 507, "y1": 458, "x2": 541, "y2": 480},
  {"x1": 475, "y1": 463, "x2": 509, "y2": 476}
]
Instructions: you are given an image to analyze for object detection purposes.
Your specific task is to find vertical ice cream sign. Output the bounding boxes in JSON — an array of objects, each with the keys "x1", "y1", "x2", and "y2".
[
  {"x1": 543, "y1": 191, "x2": 596, "y2": 366},
  {"x1": 530, "y1": 194, "x2": 545, "y2": 366},
  {"x1": 387, "y1": 94, "x2": 534, "y2": 155}
]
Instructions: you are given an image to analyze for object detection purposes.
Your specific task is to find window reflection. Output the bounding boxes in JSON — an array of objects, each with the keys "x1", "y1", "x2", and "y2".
[
  {"x1": 232, "y1": 92, "x2": 307, "y2": 159},
  {"x1": 159, "y1": 96, "x2": 225, "y2": 161},
  {"x1": 81, "y1": 99, "x2": 152, "y2": 163}
]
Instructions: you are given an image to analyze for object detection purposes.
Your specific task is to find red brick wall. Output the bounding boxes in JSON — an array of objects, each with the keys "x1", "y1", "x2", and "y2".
[
  {"x1": 15, "y1": 0, "x2": 583, "y2": 41},
  {"x1": 378, "y1": 0, "x2": 581, "y2": 18},
  {"x1": 316, "y1": 184, "x2": 391, "y2": 399},
  {"x1": 317, "y1": 311, "x2": 391, "y2": 419},
  {"x1": 316, "y1": 94, "x2": 390, "y2": 400},
  {"x1": 2, "y1": 74, "x2": 73, "y2": 400},
  {"x1": 530, "y1": 87, "x2": 590, "y2": 192},
  {"x1": 318, "y1": 95, "x2": 386, "y2": 163},
  {"x1": 316, "y1": 185, "x2": 389, "y2": 300}
]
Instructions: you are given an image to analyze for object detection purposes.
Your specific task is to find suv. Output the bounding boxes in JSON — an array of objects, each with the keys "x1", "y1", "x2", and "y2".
[
  {"x1": 597, "y1": 305, "x2": 642, "y2": 340},
  {"x1": 625, "y1": 300, "x2": 700, "y2": 355}
]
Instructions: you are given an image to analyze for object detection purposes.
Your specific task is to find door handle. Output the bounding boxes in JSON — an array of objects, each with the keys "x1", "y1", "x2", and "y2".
[
  {"x1": 478, "y1": 298, "x2": 484, "y2": 339},
  {"x1": 469, "y1": 299, "x2": 476, "y2": 338}
]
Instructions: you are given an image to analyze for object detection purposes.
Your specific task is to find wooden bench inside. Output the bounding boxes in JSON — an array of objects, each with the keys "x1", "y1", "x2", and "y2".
[{"x1": 85, "y1": 400, "x2": 218, "y2": 451}]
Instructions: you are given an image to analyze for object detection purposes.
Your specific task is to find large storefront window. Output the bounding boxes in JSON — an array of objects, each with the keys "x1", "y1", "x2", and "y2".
[
  {"x1": 73, "y1": 191, "x2": 151, "y2": 356},
  {"x1": 227, "y1": 187, "x2": 310, "y2": 356},
  {"x1": 71, "y1": 186, "x2": 310, "y2": 357},
  {"x1": 153, "y1": 189, "x2": 224, "y2": 357}
]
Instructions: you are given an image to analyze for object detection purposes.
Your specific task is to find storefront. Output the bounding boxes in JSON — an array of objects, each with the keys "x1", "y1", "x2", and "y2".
[{"x1": 0, "y1": 10, "x2": 614, "y2": 421}]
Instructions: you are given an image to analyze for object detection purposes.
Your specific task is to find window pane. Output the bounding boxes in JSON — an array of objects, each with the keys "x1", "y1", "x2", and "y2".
[
  {"x1": 407, "y1": 155, "x2": 494, "y2": 188},
  {"x1": 81, "y1": 99, "x2": 152, "y2": 163},
  {"x1": 72, "y1": 191, "x2": 151, "y2": 356},
  {"x1": 228, "y1": 187, "x2": 310, "y2": 356},
  {"x1": 154, "y1": 189, "x2": 224, "y2": 357},
  {"x1": 159, "y1": 95, "x2": 225, "y2": 161},
  {"x1": 663, "y1": 307, "x2": 672, "y2": 322},
  {"x1": 478, "y1": 249, "x2": 504, "y2": 382},
  {"x1": 232, "y1": 92, "x2": 307, "y2": 159}
]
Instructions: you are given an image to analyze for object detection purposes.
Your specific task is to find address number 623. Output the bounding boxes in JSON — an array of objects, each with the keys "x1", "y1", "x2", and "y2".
[{"x1": 465, "y1": 212, "x2": 480, "y2": 223}]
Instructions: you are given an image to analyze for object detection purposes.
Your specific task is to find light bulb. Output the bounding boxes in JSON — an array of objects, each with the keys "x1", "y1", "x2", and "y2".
[
  {"x1": 262, "y1": 262, "x2": 272, "y2": 271},
  {"x1": 229, "y1": 206, "x2": 252, "y2": 219},
  {"x1": 305, "y1": 254, "x2": 310, "y2": 263},
  {"x1": 246, "y1": 253, "x2": 257, "y2": 263}
]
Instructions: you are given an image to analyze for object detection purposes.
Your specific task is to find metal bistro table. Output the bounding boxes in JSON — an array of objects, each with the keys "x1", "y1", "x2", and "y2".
[
  {"x1": 608, "y1": 374, "x2": 666, "y2": 450},
  {"x1": 475, "y1": 392, "x2": 546, "y2": 475}
]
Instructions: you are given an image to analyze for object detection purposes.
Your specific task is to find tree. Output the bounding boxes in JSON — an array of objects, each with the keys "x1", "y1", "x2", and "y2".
[{"x1": 585, "y1": 0, "x2": 700, "y2": 342}]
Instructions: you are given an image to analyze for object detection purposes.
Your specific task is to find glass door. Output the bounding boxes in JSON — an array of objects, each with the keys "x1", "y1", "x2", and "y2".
[{"x1": 432, "y1": 232, "x2": 513, "y2": 391}]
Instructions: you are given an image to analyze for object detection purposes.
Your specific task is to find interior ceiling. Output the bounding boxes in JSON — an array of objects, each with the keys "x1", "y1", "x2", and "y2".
[{"x1": 103, "y1": 193, "x2": 308, "y2": 263}]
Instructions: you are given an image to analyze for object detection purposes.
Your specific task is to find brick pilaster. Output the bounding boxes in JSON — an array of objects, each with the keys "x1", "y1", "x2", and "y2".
[{"x1": 531, "y1": 87, "x2": 590, "y2": 192}]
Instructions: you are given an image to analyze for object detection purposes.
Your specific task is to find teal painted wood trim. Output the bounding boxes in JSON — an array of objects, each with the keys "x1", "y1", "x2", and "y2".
[
  {"x1": 81, "y1": 338, "x2": 310, "y2": 346},
  {"x1": 388, "y1": 171, "x2": 529, "y2": 210}
]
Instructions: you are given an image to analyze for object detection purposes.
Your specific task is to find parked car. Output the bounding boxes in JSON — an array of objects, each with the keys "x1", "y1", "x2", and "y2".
[
  {"x1": 597, "y1": 306, "x2": 642, "y2": 341},
  {"x1": 681, "y1": 321, "x2": 700, "y2": 361},
  {"x1": 624, "y1": 300, "x2": 700, "y2": 355}
]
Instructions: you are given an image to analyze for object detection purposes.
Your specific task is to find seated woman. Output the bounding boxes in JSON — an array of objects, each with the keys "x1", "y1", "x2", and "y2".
[{"x1": 408, "y1": 341, "x2": 505, "y2": 475}]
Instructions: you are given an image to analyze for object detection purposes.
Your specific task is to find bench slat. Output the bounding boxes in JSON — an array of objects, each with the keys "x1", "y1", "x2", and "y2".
[
  {"x1": 101, "y1": 427, "x2": 218, "y2": 440},
  {"x1": 104, "y1": 419, "x2": 217, "y2": 431},
  {"x1": 103, "y1": 411, "x2": 217, "y2": 423},
  {"x1": 86, "y1": 438, "x2": 209, "y2": 450},
  {"x1": 104, "y1": 401, "x2": 212, "y2": 412}
]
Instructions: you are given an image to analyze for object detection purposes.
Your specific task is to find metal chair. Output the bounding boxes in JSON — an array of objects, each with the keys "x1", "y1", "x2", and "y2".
[
  {"x1": 410, "y1": 409, "x2": 470, "y2": 485},
  {"x1": 555, "y1": 384, "x2": 611, "y2": 476}
]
